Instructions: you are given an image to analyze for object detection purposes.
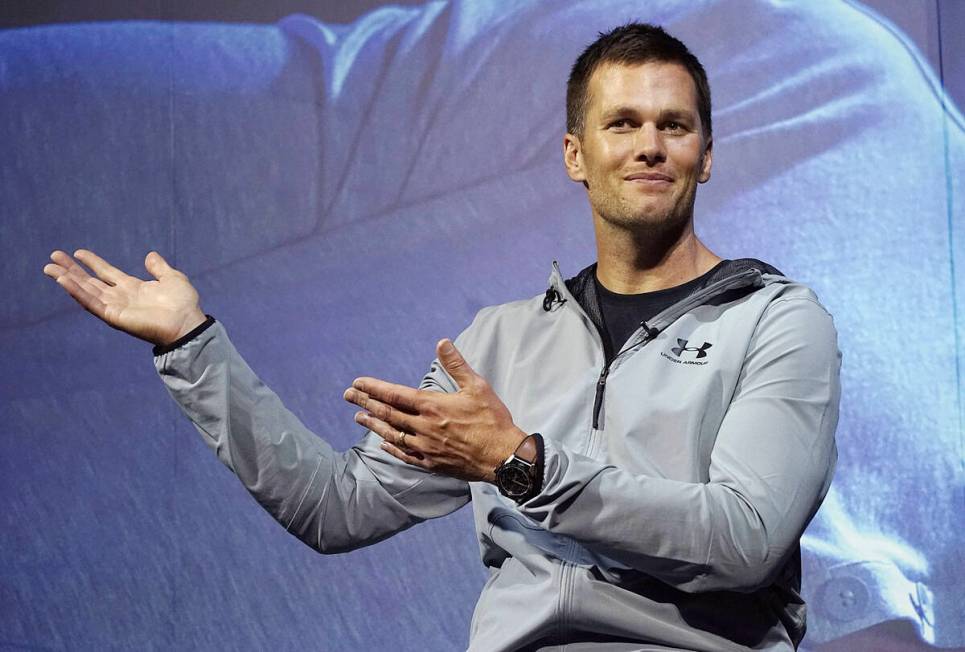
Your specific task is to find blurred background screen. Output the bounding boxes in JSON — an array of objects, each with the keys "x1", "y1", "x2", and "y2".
[{"x1": 1, "y1": 1, "x2": 962, "y2": 650}]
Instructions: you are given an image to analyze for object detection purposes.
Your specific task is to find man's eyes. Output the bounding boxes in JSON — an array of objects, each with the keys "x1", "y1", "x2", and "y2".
[{"x1": 606, "y1": 119, "x2": 687, "y2": 131}]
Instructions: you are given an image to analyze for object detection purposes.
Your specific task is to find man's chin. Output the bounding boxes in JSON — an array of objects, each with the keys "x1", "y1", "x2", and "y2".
[{"x1": 603, "y1": 211, "x2": 691, "y2": 242}]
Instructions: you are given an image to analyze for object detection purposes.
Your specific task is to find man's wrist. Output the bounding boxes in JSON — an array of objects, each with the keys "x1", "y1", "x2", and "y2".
[
  {"x1": 493, "y1": 432, "x2": 545, "y2": 503},
  {"x1": 174, "y1": 308, "x2": 208, "y2": 341},
  {"x1": 153, "y1": 314, "x2": 216, "y2": 356}
]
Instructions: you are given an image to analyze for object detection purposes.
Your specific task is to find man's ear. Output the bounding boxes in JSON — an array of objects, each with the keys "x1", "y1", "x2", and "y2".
[
  {"x1": 563, "y1": 133, "x2": 586, "y2": 184},
  {"x1": 698, "y1": 136, "x2": 713, "y2": 184}
]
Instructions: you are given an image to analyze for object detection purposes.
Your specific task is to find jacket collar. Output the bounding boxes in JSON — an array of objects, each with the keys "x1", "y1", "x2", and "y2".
[{"x1": 544, "y1": 258, "x2": 785, "y2": 354}]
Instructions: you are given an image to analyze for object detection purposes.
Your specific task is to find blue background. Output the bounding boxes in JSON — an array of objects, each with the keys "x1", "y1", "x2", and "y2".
[{"x1": 1, "y1": 1, "x2": 962, "y2": 650}]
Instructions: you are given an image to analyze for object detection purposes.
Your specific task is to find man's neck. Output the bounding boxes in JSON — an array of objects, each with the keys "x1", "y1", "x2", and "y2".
[{"x1": 593, "y1": 216, "x2": 721, "y2": 294}]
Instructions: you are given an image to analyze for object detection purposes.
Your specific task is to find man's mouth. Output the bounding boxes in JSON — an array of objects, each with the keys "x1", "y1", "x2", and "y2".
[
  {"x1": 625, "y1": 172, "x2": 673, "y2": 190},
  {"x1": 625, "y1": 172, "x2": 673, "y2": 183}
]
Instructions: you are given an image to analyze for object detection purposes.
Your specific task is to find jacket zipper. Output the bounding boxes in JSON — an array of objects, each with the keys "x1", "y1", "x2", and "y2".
[
  {"x1": 553, "y1": 264, "x2": 763, "y2": 432},
  {"x1": 591, "y1": 365, "x2": 610, "y2": 431},
  {"x1": 591, "y1": 332, "x2": 653, "y2": 429}
]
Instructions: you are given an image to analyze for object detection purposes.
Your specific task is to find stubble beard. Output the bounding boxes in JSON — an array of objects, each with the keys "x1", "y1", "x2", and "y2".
[{"x1": 591, "y1": 182, "x2": 697, "y2": 252}]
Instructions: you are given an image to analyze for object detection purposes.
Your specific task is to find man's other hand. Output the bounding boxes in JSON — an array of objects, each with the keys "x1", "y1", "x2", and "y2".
[
  {"x1": 43, "y1": 249, "x2": 206, "y2": 346},
  {"x1": 343, "y1": 338, "x2": 527, "y2": 483}
]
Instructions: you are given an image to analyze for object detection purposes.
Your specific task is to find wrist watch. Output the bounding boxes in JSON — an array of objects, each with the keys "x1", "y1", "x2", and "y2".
[{"x1": 494, "y1": 433, "x2": 544, "y2": 504}]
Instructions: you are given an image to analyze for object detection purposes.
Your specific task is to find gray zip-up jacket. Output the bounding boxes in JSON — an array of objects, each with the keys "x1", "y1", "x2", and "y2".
[{"x1": 155, "y1": 259, "x2": 841, "y2": 651}]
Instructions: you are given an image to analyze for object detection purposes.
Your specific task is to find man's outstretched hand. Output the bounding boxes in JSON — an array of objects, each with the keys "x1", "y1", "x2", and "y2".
[
  {"x1": 43, "y1": 249, "x2": 206, "y2": 347},
  {"x1": 343, "y1": 338, "x2": 528, "y2": 484}
]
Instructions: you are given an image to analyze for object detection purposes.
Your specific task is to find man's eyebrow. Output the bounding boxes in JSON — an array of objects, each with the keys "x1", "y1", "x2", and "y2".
[
  {"x1": 598, "y1": 106, "x2": 697, "y2": 122},
  {"x1": 657, "y1": 109, "x2": 697, "y2": 122},
  {"x1": 598, "y1": 105, "x2": 638, "y2": 120}
]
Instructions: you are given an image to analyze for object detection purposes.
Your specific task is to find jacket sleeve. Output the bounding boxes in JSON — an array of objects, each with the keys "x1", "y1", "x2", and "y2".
[
  {"x1": 517, "y1": 296, "x2": 841, "y2": 593},
  {"x1": 154, "y1": 320, "x2": 470, "y2": 554}
]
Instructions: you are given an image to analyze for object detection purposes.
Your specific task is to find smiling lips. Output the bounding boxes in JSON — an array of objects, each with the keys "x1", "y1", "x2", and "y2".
[{"x1": 625, "y1": 172, "x2": 674, "y2": 185}]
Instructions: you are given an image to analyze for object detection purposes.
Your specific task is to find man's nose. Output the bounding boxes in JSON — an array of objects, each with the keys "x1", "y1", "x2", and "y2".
[{"x1": 633, "y1": 123, "x2": 665, "y2": 164}]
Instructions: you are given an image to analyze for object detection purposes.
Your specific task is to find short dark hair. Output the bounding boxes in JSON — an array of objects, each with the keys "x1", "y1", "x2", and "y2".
[{"x1": 566, "y1": 23, "x2": 712, "y2": 140}]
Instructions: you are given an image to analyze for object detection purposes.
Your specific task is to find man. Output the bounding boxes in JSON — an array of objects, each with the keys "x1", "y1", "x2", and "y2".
[{"x1": 43, "y1": 23, "x2": 840, "y2": 651}]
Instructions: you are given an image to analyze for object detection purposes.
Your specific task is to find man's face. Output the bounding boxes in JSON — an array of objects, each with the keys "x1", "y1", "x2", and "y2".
[{"x1": 564, "y1": 61, "x2": 712, "y2": 238}]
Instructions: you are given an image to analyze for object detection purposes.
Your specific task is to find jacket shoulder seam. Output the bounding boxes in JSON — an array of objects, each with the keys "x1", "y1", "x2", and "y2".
[{"x1": 760, "y1": 295, "x2": 831, "y2": 318}]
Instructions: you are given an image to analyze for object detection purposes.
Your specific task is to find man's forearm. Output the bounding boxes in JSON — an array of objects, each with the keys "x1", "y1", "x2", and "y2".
[{"x1": 154, "y1": 319, "x2": 470, "y2": 553}]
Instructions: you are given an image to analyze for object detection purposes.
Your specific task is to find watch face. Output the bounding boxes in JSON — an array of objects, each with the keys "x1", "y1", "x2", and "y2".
[{"x1": 498, "y1": 463, "x2": 532, "y2": 498}]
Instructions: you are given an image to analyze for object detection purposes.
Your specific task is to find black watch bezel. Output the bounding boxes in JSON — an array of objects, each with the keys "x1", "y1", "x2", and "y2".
[{"x1": 495, "y1": 456, "x2": 537, "y2": 502}]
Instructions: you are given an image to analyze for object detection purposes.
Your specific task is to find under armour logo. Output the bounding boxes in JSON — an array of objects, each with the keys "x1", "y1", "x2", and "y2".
[{"x1": 671, "y1": 338, "x2": 713, "y2": 359}]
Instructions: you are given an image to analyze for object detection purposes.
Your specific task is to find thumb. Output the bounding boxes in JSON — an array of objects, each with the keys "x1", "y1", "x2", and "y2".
[
  {"x1": 144, "y1": 251, "x2": 175, "y2": 280},
  {"x1": 437, "y1": 339, "x2": 476, "y2": 388}
]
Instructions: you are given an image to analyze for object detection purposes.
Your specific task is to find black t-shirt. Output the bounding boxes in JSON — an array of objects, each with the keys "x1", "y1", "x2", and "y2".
[{"x1": 594, "y1": 261, "x2": 727, "y2": 356}]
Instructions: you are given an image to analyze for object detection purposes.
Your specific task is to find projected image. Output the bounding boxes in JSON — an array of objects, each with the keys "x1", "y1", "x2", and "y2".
[{"x1": 2, "y1": 1, "x2": 962, "y2": 650}]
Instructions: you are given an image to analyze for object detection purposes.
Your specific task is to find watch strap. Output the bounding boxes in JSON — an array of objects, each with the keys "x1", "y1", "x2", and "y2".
[
  {"x1": 528, "y1": 433, "x2": 544, "y2": 496},
  {"x1": 514, "y1": 433, "x2": 539, "y2": 464},
  {"x1": 495, "y1": 433, "x2": 544, "y2": 503}
]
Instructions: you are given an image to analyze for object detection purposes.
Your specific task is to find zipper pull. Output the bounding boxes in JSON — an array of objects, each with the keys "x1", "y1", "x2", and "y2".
[{"x1": 592, "y1": 364, "x2": 610, "y2": 430}]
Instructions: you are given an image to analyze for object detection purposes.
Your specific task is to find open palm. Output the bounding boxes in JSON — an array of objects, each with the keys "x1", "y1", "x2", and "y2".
[{"x1": 43, "y1": 249, "x2": 206, "y2": 346}]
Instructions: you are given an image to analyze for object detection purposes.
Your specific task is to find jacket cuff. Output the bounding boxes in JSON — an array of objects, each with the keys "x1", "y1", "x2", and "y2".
[{"x1": 152, "y1": 315, "x2": 216, "y2": 356}]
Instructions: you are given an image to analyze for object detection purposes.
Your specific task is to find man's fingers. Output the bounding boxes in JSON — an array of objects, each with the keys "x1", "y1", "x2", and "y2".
[
  {"x1": 350, "y1": 377, "x2": 425, "y2": 413},
  {"x1": 144, "y1": 251, "x2": 174, "y2": 280},
  {"x1": 55, "y1": 272, "x2": 109, "y2": 319},
  {"x1": 46, "y1": 251, "x2": 112, "y2": 294},
  {"x1": 47, "y1": 251, "x2": 93, "y2": 283},
  {"x1": 42, "y1": 261, "x2": 66, "y2": 281},
  {"x1": 344, "y1": 389, "x2": 419, "y2": 432},
  {"x1": 48, "y1": 250, "x2": 74, "y2": 273},
  {"x1": 379, "y1": 440, "x2": 427, "y2": 467},
  {"x1": 73, "y1": 249, "x2": 129, "y2": 286},
  {"x1": 83, "y1": 275, "x2": 111, "y2": 294},
  {"x1": 436, "y1": 339, "x2": 477, "y2": 389},
  {"x1": 355, "y1": 412, "x2": 425, "y2": 458}
]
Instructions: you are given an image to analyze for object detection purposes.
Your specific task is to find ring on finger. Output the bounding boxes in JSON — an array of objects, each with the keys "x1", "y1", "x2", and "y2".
[{"x1": 397, "y1": 430, "x2": 408, "y2": 448}]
